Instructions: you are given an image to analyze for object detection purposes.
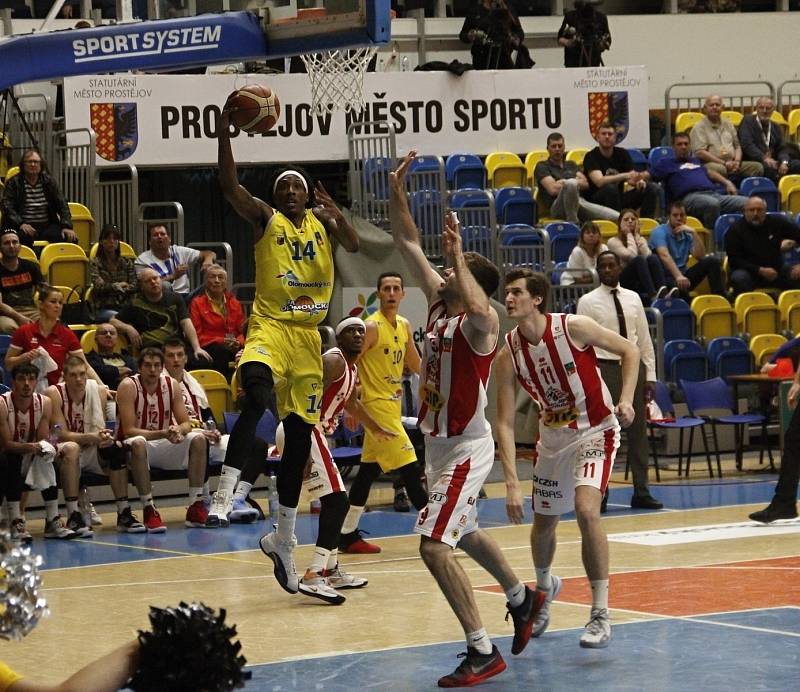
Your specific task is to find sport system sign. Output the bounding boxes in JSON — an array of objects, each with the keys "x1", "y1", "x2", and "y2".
[{"x1": 63, "y1": 66, "x2": 649, "y2": 166}]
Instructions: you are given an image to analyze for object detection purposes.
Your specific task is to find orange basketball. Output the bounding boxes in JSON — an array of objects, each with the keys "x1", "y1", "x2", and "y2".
[{"x1": 226, "y1": 85, "x2": 280, "y2": 134}]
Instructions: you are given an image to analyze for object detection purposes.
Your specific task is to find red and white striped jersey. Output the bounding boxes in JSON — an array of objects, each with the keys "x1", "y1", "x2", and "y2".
[
  {"x1": 56, "y1": 382, "x2": 85, "y2": 433},
  {"x1": 418, "y1": 301, "x2": 497, "y2": 439},
  {"x1": 3, "y1": 391, "x2": 45, "y2": 443},
  {"x1": 505, "y1": 313, "x2": 615, "y2": 433},
  {"x1": 175, "y1": 380, "x2": 203, "y2": 423},
  {"x1": 117, "y1": 373, "x2": 175, "y2": 438},
  {"x1": 319, "y1": 347, "x2": 357, "y2": 434}
]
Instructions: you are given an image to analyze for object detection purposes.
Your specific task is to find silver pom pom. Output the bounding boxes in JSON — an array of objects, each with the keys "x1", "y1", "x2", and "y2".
[{"x1": 0, "y1": 530, "x2": 49, "y2": 641}]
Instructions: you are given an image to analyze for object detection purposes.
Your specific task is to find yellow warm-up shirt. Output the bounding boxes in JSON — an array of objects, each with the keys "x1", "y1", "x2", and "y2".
[{"x1": 252, "y1": 209, "x2": 333, "y2": 327}]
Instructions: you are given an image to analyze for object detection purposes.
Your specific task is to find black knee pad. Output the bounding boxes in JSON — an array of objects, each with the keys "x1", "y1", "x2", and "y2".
[
  {"x1": 239, "y1": 362, "x2": 275, "y2": 412},
  {"x1": 98, "y1": 441, "x2": 128, "y2": 470}
]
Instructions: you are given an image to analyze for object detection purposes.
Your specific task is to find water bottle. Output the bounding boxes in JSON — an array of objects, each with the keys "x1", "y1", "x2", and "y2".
[
  {"x1": 267, "y1": 470, "x2": 279, "y2": 519},
  {"x1": 79, "y1": 487, "x2": 92, "y2": 527},
  {"x1": 205, "y1": 418, "x2": 217, "y2": 445},
  {"x1": 401, "y1": 55, "x2": 409, "y2": 72}
]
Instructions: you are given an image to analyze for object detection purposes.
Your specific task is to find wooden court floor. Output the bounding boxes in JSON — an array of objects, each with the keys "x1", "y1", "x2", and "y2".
[{"x1": 1, "y1": 470, "x2": 799, "y2": 690}]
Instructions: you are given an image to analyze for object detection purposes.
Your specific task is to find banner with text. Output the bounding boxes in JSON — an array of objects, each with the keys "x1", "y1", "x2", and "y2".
[{"x1": 63, "y1": 66, "x2": 649, "y2": 166}]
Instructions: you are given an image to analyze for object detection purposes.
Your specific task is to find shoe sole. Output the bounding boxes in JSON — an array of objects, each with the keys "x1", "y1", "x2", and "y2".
[
  {"x1": 205, "y1": 515, "x2": 230, "y2": 529},
  {"x1": 45, "y1": 533, "x2": 78, "y2": 539},
  {"x1": 579, "y1": 636, "x2": 611, "y2": 649},
  {"x1": 437, "y1": 657, "x2": 507, "y2": 688},
  {"x1": 511, "y1": 589, "x2": 547, "y2": 655},
  {"x1": 298, "y1": 582, "x2": 346, "y2": 605},
  {"x1": 329, "y1": 579, "x2": 368, "y2": 589},
  {"x1": 146, "y1": 526, "x2": 167, "y2": 534},
  {"x1": 533, "y1": 577, "x2": 564, "y2": 639},
  {"x1": 230, "y1": 511, "x2": 259, "y2": 523},
  {"x1": 339, "y1": 544, "x2": 381, "y2": 554},
  {"x1": 185, "y1": 521, "x2": 209, "y2": 528},
  {"x1": 117, "y1": 526, "x2": 146, "y2": 534},
  {"x1": 259, "y1": 535, "x2": 299, "y2": 594}
]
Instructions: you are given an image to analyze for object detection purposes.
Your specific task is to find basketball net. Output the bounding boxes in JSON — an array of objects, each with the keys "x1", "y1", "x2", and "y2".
[{"x1": 300, "y1": 46, "x2": 378, "y2": 115}]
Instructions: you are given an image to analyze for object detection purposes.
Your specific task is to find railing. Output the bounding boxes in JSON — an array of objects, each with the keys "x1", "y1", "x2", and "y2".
[
  {"x1": 188, "y1": 241, "x2": 233, "y2": 291},
  {"x1": 52, "y1": 127, "x2": 96, "y2": 217},
  {"x1": 136, "y1": 201, "x2": 185, "y2": 255},
  {"x1": 347, "y1": 120, "x2": 396, "y2": 230},
  {"x1": 96, "y1": 164, "x2": 139, "y2": 241}
]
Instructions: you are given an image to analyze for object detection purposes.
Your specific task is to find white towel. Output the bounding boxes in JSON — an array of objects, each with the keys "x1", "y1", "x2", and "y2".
[
  {"x1": 82, "y1": 380, "x2": 106, "y2": 433},
  {"x1": 181, "y1": 371, "x2": 209, "y2": 411},
  {"x1": 32, "y1": 350, "x2": 58, "y2": 394},
  {"x1": 24, "y1": 441, "x2": 57, "y2": 490}
]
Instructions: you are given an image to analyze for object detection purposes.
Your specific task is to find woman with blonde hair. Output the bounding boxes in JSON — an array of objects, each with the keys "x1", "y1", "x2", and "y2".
[{"x1": 561, "y1": 221, "x2": 606, "y2": 285}]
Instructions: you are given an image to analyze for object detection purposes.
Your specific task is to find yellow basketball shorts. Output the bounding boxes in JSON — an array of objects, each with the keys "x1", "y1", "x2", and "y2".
[
  {"x1": 237, "y1": 316, "x2": 322, "y2": 425},
  {"x1": 360, "y1": 398, "x2": 417, "y2": 472}
]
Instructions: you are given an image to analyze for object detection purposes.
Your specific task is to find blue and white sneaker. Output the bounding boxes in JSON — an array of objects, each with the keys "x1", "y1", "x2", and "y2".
[{"x1": 229, "y1": 497, "x2": 260, "y2": 523}]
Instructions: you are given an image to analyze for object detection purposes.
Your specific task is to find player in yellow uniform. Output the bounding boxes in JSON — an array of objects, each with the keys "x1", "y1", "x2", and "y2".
[
  {"x1": 207, "y1": 104, "x2": 359, "y2": 596},
  {"x1": 339, "y1": 272, "x2": 427, "y2": 553}
]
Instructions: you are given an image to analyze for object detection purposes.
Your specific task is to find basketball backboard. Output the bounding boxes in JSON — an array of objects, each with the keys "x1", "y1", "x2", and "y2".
[{"x1": 262, "y1": 0, "x2": 391, "y2": 58}]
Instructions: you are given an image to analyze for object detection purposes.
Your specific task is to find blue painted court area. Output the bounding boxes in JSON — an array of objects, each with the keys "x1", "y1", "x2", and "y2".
[
  {"x1": 35, "y1": 479, "x2": 781, "y2": 570},
  {"x1": 245, "y1": 608, "x2": 800, "y2": 691}
]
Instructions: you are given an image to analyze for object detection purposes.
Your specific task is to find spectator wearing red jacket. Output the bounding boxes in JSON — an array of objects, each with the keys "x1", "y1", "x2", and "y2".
[{"x1": 189, "y1": 265, "x2": 245, "y2": 377}]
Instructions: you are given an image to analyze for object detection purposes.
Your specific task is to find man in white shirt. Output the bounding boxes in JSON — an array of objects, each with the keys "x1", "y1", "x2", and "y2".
[
  {"x1": 577, "y1": 251, "x2": 663, "y2": 510},
  {"x1": 135, "y1": 224, "x2": 216, "y2": 296}
]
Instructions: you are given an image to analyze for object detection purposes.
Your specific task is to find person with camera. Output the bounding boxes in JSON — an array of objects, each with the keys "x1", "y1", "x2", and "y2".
[
  {"x1": 557, "y1": 0, "x2": 611, "y2": 68},
  {"x1": 459, "y1": 0, "x2": 534, "y2": 70}
]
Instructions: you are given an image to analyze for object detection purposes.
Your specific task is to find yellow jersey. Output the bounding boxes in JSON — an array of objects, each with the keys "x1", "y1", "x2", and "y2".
[
  {"x1": 358, "y1": 311, "x2": 410, "y2": 403},
  {"x1": 0, "y1": 662, "x2": 22, "y2": 691},
  {"x1": 252, "y1": 209, "x2": 333, "y2": 327}
]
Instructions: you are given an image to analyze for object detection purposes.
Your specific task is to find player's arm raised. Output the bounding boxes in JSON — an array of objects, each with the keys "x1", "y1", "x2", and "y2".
[
  {"x1": 313, "y1": 182, "x2": 359, "y2": 253},
  {"x1": 217, "y1": 104, "x2": 271, "y2": 233},
  {"x1": 389, "y1": 150, "x2": 444, "y2": 302},
  {"x1": 495, "y1": 345, "x2": 525, "y2": 524},
  {"x1": 567, "y1": 314, "x2": 639, "y2": 428}
]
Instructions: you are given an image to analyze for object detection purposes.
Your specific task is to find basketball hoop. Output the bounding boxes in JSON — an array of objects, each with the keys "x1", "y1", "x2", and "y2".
[{"x1": 300, "y1": 46, "x2": 378, "y2": 115}]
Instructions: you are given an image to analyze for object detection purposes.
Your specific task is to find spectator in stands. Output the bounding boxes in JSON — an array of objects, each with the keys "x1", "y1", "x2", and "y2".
[
  {"x1": 606, "y1": 209, "x2": 666, "y2": 303},
  {"x1": 115, "y1": 347, "x2": 210, "y2": 531},
  {"x1": 690, "y1": 94, "x2": 763, "y2": 183},
  {"x1": 583, "y1": 122, "x2": 659, "y2": 218},
  {"x1": 5, "y1": 285, "x2": 104, "y2": 390},
  {"x1": 189, "y1": 265, "x2": 245, "y2": 378},
  {"x1": 725, "y1": 196, "x2": 800, "y2": 295},
  {"x1": 739, "y1": 97, "x2": 800, "y2": 182},
  {"x1": 459, "y1": 0, "x2": 533, "y2": 70},
  {"x1": 85, "y1": 322, "x2": 137, "y2": 392},
  {"x1": 0, "y1": 149, "x2": 77, "y2": 246},
  {"x1": 557, "y1": 0, "x2": 611, "y2": 68},
  {"x1": 111, "y1": 268, "x2": 212, "y2": 367},
  {"x1": 0, "y1": 228, "x2": 42, "y2": 335},
  {"x1": 649, "y1": 132, "x2": 749, "y2": 229},
  {"x1": 649, "y1": 200, "x2": 724, "y2": 300},
  {"x1": 135, "y1": 223, "x2": 216, "y2": 298},
  {"x1": 561, "y1": 221, "x2": 606, "y2": 285},
  {"x1": 534, "y1": 132, "x2": 618, "y2": 224},
  {"x1": 89, "y1": 223, "x2": 137, "y2": 323}
]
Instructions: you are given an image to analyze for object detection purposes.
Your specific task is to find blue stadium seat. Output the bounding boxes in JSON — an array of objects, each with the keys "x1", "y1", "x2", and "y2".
[
  {"x1": 627, "y1": 148, "x2": 648, "y2": 172},
  {"x1": 715, "y1": 213, "x2": 742, "y2": 253},
  {"x1": 544, "y1": 222, "x2": 580, "y2": 264},
  {"x1": 445, "y1": 153, "x2": 485, "y2": 190},
  {"x1": 406, "y1": 155, "x2": 446, "y2": 196},
  {"x1": 494, "y1": 187, "x2": 536, "y2": 225},
  {"x1": 707, "y1": 336, "x2": 753, "y2": 380},
  {"x1": 739, "y1": 176, "x2": 779, "y2": 212},
  {"x1": 652, "y1": 298, "x2": 695, "y2": 342},
  {"x1": 648, "y1": 146, "x2": 674, "y2": 168},
  {"x1": 664, "y1": 339, "x2": 707, "y2": 384},
  {"x1": 363, "y1": 157, "x2": 392, "y2": 201}
]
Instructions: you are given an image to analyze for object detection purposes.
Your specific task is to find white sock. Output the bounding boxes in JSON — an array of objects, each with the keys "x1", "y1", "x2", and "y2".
[
  {"x1": 590, "y1": 579, "x2": 609, "y2": 611},
  {"x1": 276, "y1": 505, "x2": 297, "y2": 542},
  {"x1": 116, "y1": 498, "x2": 130, "y2": 513},
  {"x1": 8, "y1": 501, "x2": 21, "y2": 520},
  {"x1": 536, "y1": 567, "x2": 552, "y2": 591},
  {"x1": 233, "y1": 481, "x2": 253, "y2": 502},
  {"x1": 65, "y1": 499, "x2": 79, "y2": 515},
  {"x1": 140, "y1": 493, "x2": 155, "y2": 509},
  {"x1": 326, "y1": 549, "x2": 339, "y2": 571},
  {"x1": 308, "y1": 547, "x2": 330, "y2": 575},
  {"x1": 216, "y1": 465, "x2": 241, "y2": 495},
  {"x1": 466, "y1": 628, "x2": 492, "y2": 655},
  {"x1": 505, "y1": 582, "x2": 526, "y2": 608},
  {"x1": 188, "y1": 487, "x2": 203, "y2": 503},
  {"x1": 202, "y1": 482, "x2": 210, "y2": 499},
  {"x1": 341, "y1": 505, "x2": 365, "y2": 535},
  {"x1": 45, "y1": 500, "x2": 59, "y2": 521}
]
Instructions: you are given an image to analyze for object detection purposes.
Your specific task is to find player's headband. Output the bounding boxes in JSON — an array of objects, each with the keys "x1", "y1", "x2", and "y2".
[
  {"x1": 335, "y1": 317, "x2": 366, "y2": 336},
  {"x1": 273, "y1": 170, "x2": 308, "y2": 195}
]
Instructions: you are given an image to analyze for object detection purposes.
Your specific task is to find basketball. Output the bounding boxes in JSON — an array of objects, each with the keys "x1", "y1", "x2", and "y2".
[{"x1": 226, "y1": 85, "x2": 280, "y2": 134}]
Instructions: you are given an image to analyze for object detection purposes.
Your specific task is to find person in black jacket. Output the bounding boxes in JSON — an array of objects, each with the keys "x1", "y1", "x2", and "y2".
[
  {"x1": 0, "y1": 150, "x2": 76, "y2": 247},
  {"x1": 725, "y1": 196, "x2": 800, "y2": 295},
  {"x1": 85, "y1": 322, "x2": 138, "y2": 391},
  {"x1": 557, "y1": 0, "x2": 611, "y2": 68},
  {"x1": 459, "y1": 0, "x2": 533, "y2": 70},
  {"x1": 739, "y1": 97, "x2": 800, "y2": 182}
]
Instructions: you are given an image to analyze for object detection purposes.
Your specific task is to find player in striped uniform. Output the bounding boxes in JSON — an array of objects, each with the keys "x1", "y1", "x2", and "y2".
[
  {"x1": 389, "y1": 151, "x2": 543, "y2": 688},
  {"x1": 208, "y1": 104, "x2": 360, "y2": 596},
  {"x1": 495, "y1": 267, "x2": 638, "y2": 650},
  {"x1": 115, "y1": 347, "x2": 209, "y2": 532},
  {"x1": 0, "y1": 363, "x2": 79, "y2": 540}
]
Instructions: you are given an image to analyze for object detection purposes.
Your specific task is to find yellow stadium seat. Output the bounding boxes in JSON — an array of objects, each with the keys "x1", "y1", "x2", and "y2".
[
  {"x1": 565, "y1": 148, "x2": 589, "y2": 167},
  {"x1": 89, "y1": 241, "x2": 136, "y2": 259},
  {"x1": 721, "y1": 110, "x2": 743, "y2": 127},
  {"x1": 79, "y1": 327, "x2": 130, "y2": 354},
  {"x1": 778, "y1": 175, "x2": 800, "y2": 215},
  {"x1": 18, "y1": 245, "x2": 38, "y2": 264},
  {"x1": 67, "y1": 202, "x2": 95, "y2": 253},
  {"x1": 593, "y1": 219, "x2": 618, "y2": 242},
  {"x1": 685, "y1": 216, "x2": 703, "y2": 230},
  {"x1": 524, "y1": 149, "x2": 548, "y2": 187},
  {"x1": 5, "y1": 165, "x2": 19, "y2": 180},
  {"x1": 749, "y1": 333, "x2": 786, "y2": 367},
  {"x1": 485, "y1": 151, "x2": 526, "y2": 189},
  {"x1": 771, "y1": 110, "x2": 789, "y2": 129},
  {"x1": 691, "y1": 295, "x2": 736, "y2": 344},
  {"x1": 735, "y1": 292, "x2": 780, "y2": 337},
  {"x1": 637, "y1": 217, "x2": 658, "y2": 239},
  {"x1": 188, "y1": 369, "x2": 232, "y2": 425},
  {"x1": 40, "y1": 242, "x2": 88, "y2": 288},
  {"x1": 789, "y1": 109, "x2": 800, "y2": 141},
  {"x1": 778, "y1": 289, "x2": 800, "y2": 335},
  {"x1": 675, "y1": 111, "x2": 704, "y2": 133}
]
